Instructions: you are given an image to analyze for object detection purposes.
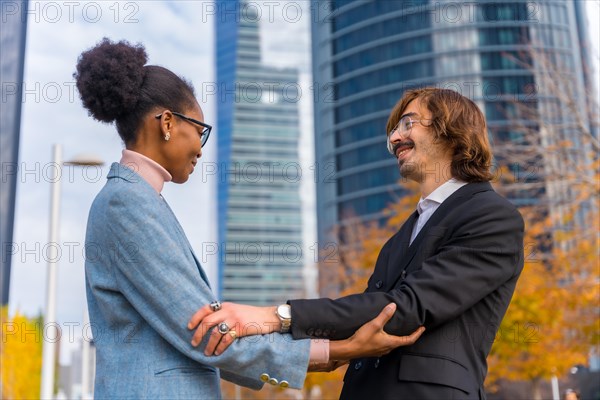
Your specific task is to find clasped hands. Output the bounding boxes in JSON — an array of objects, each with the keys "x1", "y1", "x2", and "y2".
[{"x1": 187, "y1": 302, "x2": 424, "y2": 371}]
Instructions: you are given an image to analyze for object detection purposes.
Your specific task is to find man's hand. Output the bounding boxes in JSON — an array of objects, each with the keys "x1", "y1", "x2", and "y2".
[
  {"x1": 329, "y1": 303, "x2": 425, "y2": 360},
  {"x1": 308, "y1": 359, "x2": 349, "y2": 373},
  {"x1": 187, "y1": 302, "x2": 280, "y2": 356}
]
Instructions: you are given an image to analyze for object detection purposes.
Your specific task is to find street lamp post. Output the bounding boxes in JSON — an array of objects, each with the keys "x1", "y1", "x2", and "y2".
[
  {"x1": 81, "y1": 307, "x2": 92, "y2": 399},
  {"x1": 40, "y1": 144, "x2": 104, "y2": 400}
]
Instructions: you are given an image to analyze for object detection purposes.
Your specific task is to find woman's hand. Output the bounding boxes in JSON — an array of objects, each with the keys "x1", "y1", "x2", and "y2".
[
  {"x1": 329, "y1": 303, "x2": 425, "y2": 360},
  {"x1": 187, "y1": 302, "x2": 280, "y2": 355}
]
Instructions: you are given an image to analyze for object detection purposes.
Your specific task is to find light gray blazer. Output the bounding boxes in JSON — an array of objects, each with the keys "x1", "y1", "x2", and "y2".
[{"x1": 85, "y1": 163, "x2": 310, "y2": 399}]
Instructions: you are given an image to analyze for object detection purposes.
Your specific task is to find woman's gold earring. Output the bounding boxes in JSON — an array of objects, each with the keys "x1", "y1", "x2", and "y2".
[{"x1": 164, "y1": 132, "x2": 171, "y2": 141}]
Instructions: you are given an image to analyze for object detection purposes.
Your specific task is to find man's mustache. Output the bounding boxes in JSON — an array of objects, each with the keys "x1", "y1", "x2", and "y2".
[{"x1": 392, "y1": 141, "x2": 415, "y2": 155}]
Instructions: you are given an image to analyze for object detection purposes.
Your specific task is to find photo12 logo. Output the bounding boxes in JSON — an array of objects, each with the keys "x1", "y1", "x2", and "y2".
[
  {"x1": 1, "y1": 1, "x2": 140, "y2": 24},
  {"x1": 201, "y1": 1, "x2": 305, "y2": 24},
  {"x1": 1, "y1": 161, "x2": 104, "y2": 184}
]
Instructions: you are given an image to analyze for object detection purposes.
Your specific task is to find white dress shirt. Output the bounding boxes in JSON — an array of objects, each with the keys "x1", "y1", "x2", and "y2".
[{"x1": 410, "y1": 178, "x2": 468, "y2": 244}]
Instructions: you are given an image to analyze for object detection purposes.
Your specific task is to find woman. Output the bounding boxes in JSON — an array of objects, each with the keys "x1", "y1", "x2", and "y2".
[{"x1": 77, "y1": 38, "x2": 423, "y2": 399}]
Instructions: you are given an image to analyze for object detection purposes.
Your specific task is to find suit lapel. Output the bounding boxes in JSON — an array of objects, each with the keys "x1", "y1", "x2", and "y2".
[
  {"x1": 188, "y1": 250, "x2": 212, "y2": 289},
  {"x1": 385, "y1": 182, "x2": 493, "y2": 287},
  {"x1": 385, "y1": 211, "x2": 418, "y2": 285}
]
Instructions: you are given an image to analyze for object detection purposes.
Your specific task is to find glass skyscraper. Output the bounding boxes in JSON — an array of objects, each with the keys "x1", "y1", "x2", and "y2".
[
  {"x1": 215, "y1": 0, "x2": 305, "y2": 305},
  {"x1": 311, "y1": 0, "x2": 593, "y2": 249},
  {"x1": 1, "y1": 0, "x2": 29, "y2": 305}
]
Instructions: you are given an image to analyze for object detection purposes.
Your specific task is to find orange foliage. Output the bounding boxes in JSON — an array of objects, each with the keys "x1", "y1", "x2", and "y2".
[{"x1": 487, "y1": 202, "x2": 599, "y2": 388}]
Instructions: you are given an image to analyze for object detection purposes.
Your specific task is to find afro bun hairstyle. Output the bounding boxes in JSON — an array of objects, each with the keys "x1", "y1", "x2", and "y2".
[
  {"x1": 74, "y1": 38, "x2": 197, "y2": 144},
  {"x1": 74, "y1": 37, "x2": 147, "y2": 123}
]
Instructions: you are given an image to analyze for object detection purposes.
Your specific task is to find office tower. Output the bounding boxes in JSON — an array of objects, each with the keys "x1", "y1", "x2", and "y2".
[
  {"x1": 215, "y1": 0, "x2": 305, "y2": 305},
  {"x1": 59, "y1": 340, "x2": 96, "y2": 400},
  {"x1": 311, "y1": 0, "x2": 593, "y2": 253},
  {"x1": 1, "y1": 0, "x2": 29, "y2": 305}
]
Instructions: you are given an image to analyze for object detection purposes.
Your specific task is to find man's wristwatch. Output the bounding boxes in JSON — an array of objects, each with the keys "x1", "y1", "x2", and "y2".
[{"x1": 276, "y1": 304, "x2": 292, "y2": 333}]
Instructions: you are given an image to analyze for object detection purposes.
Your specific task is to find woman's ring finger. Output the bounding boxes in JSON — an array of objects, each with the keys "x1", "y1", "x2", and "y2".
[
  {"x1": 210, "y1": 301, "x2": 222, "y2": 312},
  {"x1": 217, "y1": 322, "x2": 230, "y2": 334}
]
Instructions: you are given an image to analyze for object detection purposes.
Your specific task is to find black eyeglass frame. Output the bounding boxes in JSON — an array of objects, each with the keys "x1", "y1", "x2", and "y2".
[{"x1": 155, "y1": 111, "x2": 212, "y2": 147}]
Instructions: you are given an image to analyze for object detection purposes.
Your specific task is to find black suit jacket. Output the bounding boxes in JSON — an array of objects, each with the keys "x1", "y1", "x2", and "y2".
[{"x1": 289, "y1": 182, "x2": 524, "y2": 400}]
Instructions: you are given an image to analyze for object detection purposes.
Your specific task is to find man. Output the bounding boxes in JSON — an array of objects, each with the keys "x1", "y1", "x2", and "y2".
[{"x1": 190, "y1": 88, "x2": 525, "y2": 399}]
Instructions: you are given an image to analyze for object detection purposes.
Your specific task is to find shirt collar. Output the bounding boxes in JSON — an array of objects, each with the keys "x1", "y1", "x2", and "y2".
[
  {"x1": 119, "y1": 149, "x2": 172, "y2": 193},
  {"x1": 416, "y1": 178, "x2": 467, "y2": 214}
]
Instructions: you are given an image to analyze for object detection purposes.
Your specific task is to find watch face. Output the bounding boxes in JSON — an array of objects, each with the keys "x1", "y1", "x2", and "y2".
[{"x1": 277, "y1": 305, "x2": 291, "y2": 319}]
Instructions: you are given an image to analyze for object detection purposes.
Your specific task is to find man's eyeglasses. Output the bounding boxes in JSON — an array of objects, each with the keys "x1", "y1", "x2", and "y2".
[
  {"x1": 155, "y1": 111, "x2": 212, "y2": 147},
  {"x1": 386, "y1": 115, "x2": 432, "y2": 155}
]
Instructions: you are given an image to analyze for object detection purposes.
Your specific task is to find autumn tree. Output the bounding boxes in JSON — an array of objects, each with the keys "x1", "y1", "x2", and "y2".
[
  {"x1": 1, "y1": 307, "x2": 43, "y2": 399},
  {"x1": 485, "y1": 45, "x2": 599, "y2": 399},
  {"x1": 486, "y1": 205, "x2": 599, "y2": 399}
]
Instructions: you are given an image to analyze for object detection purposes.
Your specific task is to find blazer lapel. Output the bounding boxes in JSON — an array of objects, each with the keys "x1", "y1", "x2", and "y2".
[
  {"x1": 386, "y1": 182, "x2": 493, "y2": 287},
  {"x1": 188, "y1": 250, "x2": 212, "y2": 289},
  {"x1": 385, "y1": 211, "x2": 418, "y2": 285},
  {"x1": 109, "y1": 163, "x2": 213, "y2": 288}
]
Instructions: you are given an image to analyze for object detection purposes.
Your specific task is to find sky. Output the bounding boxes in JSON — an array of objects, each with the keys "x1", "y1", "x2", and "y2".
[{"x1": 6, "y1": 0, "x2": 600, "y2": 365}]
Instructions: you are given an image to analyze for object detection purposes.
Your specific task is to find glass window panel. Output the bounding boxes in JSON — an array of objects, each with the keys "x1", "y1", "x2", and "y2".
[
  {"x1": 333, "y1": 0, "x2": 429, "y2": 32},
  {"x1": 336, "y1": 142, "x2": 390, "y2": 171},
  {"x1": 335, "y1": 59, "x2": 434, "y2": 98},
  {"x1": 336, "y1": 116, "x2": 390, "y2": 146},
  {"x1": 334, "y1": 36, "x2": 432, "y2": 77},
  {"x1": 333, "y1": 11, "x2": 430, "y2": 54}
]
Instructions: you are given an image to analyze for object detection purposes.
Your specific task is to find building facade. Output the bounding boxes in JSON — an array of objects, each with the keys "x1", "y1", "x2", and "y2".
[
  {"x1": 215, "y1": 0, "x2": 305, "y2": 305},
  {"x1": 1, "y1": 0, "x2": 29, "y2": 305},
  {"x1": 311, "y1": 0, "x2": 593, "y2": 254},
  {"x1": 59, "y1": 339, "x2": 96, "y2": 399}
]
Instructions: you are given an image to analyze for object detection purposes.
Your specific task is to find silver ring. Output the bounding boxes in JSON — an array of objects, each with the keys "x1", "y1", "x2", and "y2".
[
  {"x1": 210, "y1": 301, "x2": 222, "y2": 312},
  {"x1": 217, "y1": 322, "x2": 230, "y2": 334}
]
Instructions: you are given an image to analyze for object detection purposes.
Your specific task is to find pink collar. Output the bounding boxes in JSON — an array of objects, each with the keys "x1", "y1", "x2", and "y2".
[{"x1": 119, "y1": 149, "x2": 172, "y2": 193}]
